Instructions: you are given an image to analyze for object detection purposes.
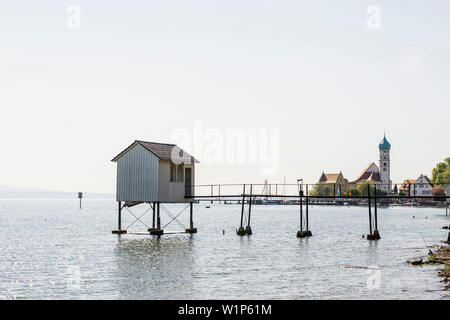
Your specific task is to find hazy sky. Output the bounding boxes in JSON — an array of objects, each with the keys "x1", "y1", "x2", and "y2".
[{"x1": 1, "y1": 1, "x2": 449, "y2": 193}]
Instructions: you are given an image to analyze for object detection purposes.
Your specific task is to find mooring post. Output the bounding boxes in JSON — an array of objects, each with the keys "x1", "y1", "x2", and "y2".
[
  {"x1": 185, "y1": 201, "x2": 197, "y2": 234},
  {"x1": 237, "y1": 184, "x2": 246, "y2": 236},
  {"x1": 306, "y1": 185, "x2": 310, "y2": 232},
  {"x1": 245, "y1": 185, "x2": 253, "y2": 235},
  {"x1": 112, "y1": 201, "x2": 127, "y2": 234},
  {"x1": 211, "y1": 185, "x2": 213, "y2": 204},
  {"x1": 368, "y1": 184, "x2": 373, "y2": 236},
  {"x1": 374, "y1": 193, "x2": 378, "y2": 230},
  {"x1": 297, "y1": 184, "x2": 312, "y2": 238},
  {"x1": 366, "y1": 185, "x2": 380, "y2": 240},
  {"x1": 372, "y1": 187, "x2": 380, "y2": 239},
  {"x1": 300, "y1": 188, "x2": 303, "y2": 231}
]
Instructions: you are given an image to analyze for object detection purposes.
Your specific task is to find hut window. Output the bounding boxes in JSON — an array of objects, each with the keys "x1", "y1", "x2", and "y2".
[
  {"x1": 177, "y1": 165, "x2": 184, "y2": 182},
  {"x1": 170, "y1": 163, "x2": 176, "y2": 182}
]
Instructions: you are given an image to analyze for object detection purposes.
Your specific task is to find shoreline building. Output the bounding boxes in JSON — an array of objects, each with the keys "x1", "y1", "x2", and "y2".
[
  {"x1": 350, "y1": 135, "x2": 392, "y2": 194},
  {"x1": 317, "y1": 172, "x2": 348, "y2": 193},
  {"x1": 399, "y1": 175, "x2": 433, "y2": 196}
]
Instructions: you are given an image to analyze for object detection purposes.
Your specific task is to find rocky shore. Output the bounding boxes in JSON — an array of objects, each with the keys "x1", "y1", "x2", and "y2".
[{"x1": 408, "y1": 229, "x2": 450, "y2": 291}]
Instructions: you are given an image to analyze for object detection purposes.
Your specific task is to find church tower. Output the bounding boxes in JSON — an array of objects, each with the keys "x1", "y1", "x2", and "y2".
[{"x1": 378, "y1": 134, "x2": 391, "y2": 194}]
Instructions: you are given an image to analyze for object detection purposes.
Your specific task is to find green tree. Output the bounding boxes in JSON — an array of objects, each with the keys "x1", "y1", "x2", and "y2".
[
  {"x1": 310, "y1": 183, "x2": 335, "y2": 196},
  {"x1": 355, "y1": 180, "x2": 387, "y2": 196},
  {"x1": 431, "y1": 157, "x2": 450, "y2": 185},
  {"x1": 393, "y1": 184, "x2": 398, "y2": 194}
]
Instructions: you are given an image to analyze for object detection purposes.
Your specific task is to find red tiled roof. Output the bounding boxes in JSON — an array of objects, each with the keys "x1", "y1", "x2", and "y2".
[
  {"x1": 352, "y1": 163, "x2": 380, "y2": 183},
  {"x1": 320, "y1": 173, "x2": 340, "y2": 183},
  {"x1": 112, "y1": 140, "x2": 199, "y2": 163},
  {"x1": 354, "y1": 171, "x2": 381, "y2": 183}
]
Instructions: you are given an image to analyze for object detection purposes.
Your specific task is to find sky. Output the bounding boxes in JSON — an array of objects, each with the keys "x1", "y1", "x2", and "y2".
[{"x1": 1, "y1": 1, "x2": 449, "y2": 193}]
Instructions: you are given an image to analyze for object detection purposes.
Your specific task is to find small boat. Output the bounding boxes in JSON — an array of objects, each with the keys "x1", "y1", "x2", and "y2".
[{"x1": 205, "y1": 205, "x2": 210, "y2": 209}]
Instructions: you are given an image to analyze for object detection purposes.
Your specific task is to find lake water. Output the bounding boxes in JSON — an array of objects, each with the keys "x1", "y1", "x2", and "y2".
[{"x1": 0, "y1": 199, "x2": 449, "y2": 300}]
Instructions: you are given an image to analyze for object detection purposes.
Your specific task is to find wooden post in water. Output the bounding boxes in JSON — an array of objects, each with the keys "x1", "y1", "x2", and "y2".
[
  {"x1": 185, "y1": 201, "x2": 197, "y2": 233},
  {"x1": 149, "y1": 202, "x2": 163, "y2": 236},
  {"x1": 306, "y1": 185, "x2": 310, "y2": 233},
  {"x1": 245, "y1": 185, "x2": 253, "y2": 235},
  {"x1": 368, "y1": 184, "x2": 373, "y2": 236},
  {"x1": 373, "y1": 190, "x2": 380, "y2": 239},
  {"x1": 211, "y1": 185, "x2": 213, "y2": 204},
  {"x1": 152, "y1": 202, "x2": 156, "y2": 229},
  {"x1": 300, "y1": 188, "x2": 303, "y2": 231},
  {"x1": 157, "y1": 202, "x2": 160, "y2": 230},
  {"x1": 297, "y1": 184, "x2": 312, "y2": 237},
  {"x1": 367, "y1": 185, "x2": 380, "y2": 240},
  {"x1": 237, "y1": 184, "x2": 246, "y2": 235},
  {"x1": 118, "y1": 201, "x2": 122, "y2": 230},
  {"x1": 78, "y1": 192, "x2": 83, "y2": 209},
  {"x1": 112, "y1": 201, "x2": 127, "y2": 234},
  {"x1": 148, "y1": 202, "x2": 157, "y2": 232}
]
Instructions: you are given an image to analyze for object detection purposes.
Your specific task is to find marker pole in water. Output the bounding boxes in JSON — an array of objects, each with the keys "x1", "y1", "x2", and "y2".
[{"x1": 78, "y1": 192, "x2": 83, "y2": 209}]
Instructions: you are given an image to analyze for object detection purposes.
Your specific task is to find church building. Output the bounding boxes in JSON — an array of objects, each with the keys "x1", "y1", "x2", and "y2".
[{"x1": 350, "y1": 135, "x2": 392, "y2": 194}]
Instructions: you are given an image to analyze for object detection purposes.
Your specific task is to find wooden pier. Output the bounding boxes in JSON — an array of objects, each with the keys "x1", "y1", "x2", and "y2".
[{"x1": 111, "y1": 181, "x2": 449, "y2": 241}]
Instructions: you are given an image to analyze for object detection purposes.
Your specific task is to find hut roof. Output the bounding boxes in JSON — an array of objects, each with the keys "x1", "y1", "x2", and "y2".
[{"x1": 112, "y1": 140, "x2": 199, "y2": 164}]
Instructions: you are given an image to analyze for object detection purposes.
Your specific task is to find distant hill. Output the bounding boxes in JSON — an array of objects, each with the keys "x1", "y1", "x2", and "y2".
[{"x1": 0, "y1": 185, "x2": 114, "y2": 199}]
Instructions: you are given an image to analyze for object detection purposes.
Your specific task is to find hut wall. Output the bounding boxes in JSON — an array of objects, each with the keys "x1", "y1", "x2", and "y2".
[
  {"x1": 116, "y1": 144, "x2": 159, "y2": 202},
  {"x1": 158, "y1": 161, "x2": 195, "y2": 202}
]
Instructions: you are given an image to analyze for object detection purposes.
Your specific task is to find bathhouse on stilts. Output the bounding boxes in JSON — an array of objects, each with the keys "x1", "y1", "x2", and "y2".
[{"x1": 111, "y1": 140, "x2": 199, "y2": 236}]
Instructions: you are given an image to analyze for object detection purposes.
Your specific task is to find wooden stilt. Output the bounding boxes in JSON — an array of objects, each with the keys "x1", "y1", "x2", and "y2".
[
  {"x1": 368, "y1": 185, "x2": 372, "y2": 236},
  {"x1": 245, "y1": 185, "x2": 253, "y2": 235},
  {"x1": 298, "y1": 184, "x2": 312, "y2": 238},
  {"x1": 372, "y1": 190, "x2": 381, "y2": 240},
  {"x1": 237, "y1": 184, "x2": 246, "y2": 235},
  {"x1": 186, "y1": 201, "x2": 197, "y2": 233},
  {"x1": 157, "y1": 202, "x2": 160, "y2": 229},
  {"x1": 148, "y1": 202, "x2": 157, "y2": 232},
  {"x1": 306, "y1": 185, "x2": 309, "y2": 231},
  {"x1": 118, "y1": 201, "x2": 122, "y2": 230},
  {"x1": 366, "y1": 185, "x2": 380, "y2": 240},
  {"x1": 150, "y1": 202, "x2": 163, "y2": 236},
  {"x1": 112, "y1": 201, "x2": 127, "y2": 234}
]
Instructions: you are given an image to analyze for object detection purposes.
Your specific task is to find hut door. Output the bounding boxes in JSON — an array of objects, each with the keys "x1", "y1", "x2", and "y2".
[{"x1": 185, "y1": 168, "x2": 192, "y2": 197}]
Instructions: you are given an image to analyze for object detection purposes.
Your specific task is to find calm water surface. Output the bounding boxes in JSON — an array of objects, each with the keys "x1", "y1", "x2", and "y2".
[{"x1": 0, "y1": 199, "x2": 449, "y2": 300}]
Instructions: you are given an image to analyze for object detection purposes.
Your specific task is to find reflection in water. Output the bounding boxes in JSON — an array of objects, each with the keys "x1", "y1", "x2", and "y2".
[
  {"x1": 113, "y1": 236, "x2": 196, "y2": 299},
  {"x1": 0, "y1": 200, "x2": 448, "y2": 299}
]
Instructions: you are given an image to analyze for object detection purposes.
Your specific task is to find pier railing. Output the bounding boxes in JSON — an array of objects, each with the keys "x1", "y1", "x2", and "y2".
[{"x1": 190, "y1": 182, "x2": 450, "y2": 201}]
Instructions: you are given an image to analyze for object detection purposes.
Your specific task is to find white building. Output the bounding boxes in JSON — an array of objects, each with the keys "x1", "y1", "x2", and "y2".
[
  {"x1": 378, "y1": 135, "x2": 392, "y2": 194},
  {"x1": 399, "y1": 175, "x2": 433, "y2": 196}
]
